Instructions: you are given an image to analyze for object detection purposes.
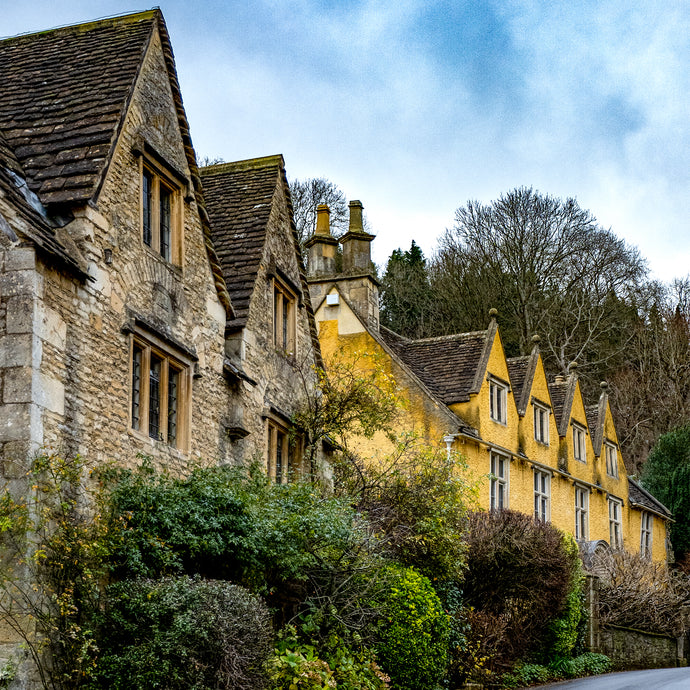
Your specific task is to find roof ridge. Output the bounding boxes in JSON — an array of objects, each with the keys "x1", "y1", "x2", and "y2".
[
  {"x1": 405, "y1": 329, "x2": 488, "y2": 344},
  {"x1": 0, "y1": 10, "x2": 158, "y2": 43},
  {"x1": 201, "y1": 155, "x2": 285, "y2": 175},
  {"x1": 507, "y1": 355, "x2": 529, "y2": 363}
]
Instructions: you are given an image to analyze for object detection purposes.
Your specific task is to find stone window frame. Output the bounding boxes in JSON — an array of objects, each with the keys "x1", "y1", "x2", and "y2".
[
  {"x1": 533, "y1": 468, "x2": 551, "y2": 521},
  {"x1": 490, "y1": 451, "x2": 509, "y2": 510},
  {"x1": 266, "y1": 417, "x2": 303, "y2": 484},
  {"x1": 273, "y1": 276, "x2": 297, "y2": 356},
  {"x1": 533, "y1": 399, "x2": 550, "y2": 445},
  {"x1": 129, "y1": 329, "x2": 193, "y2": 452},
  {"x1": 489, "y1": 377, "x2": 508, "y2": 425},
  {"x1": 572, "y1": 422, "x2": 587, "y2": 463},
  {"x1": 574, "y1": 485, "x2": 589, "y2": 540},
  {"x1": 608, "y1": 497, "x2": 623, "y2": 549},
  {"x1": 640, "y1": 511, "x2": 653, "y2": 558},
  {"x1": 139, "y1": 154, "x2": 184, "y2": 265},
  {"x1": 604, "y1": 441, "x2": 619, "y2": 478}
]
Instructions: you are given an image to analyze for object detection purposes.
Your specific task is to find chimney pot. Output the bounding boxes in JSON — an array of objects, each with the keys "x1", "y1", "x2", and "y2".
[
  {"x1": 349, "y1": 200, "x2": 364, "y2": 233},
  {"x1": 316, "y1": 204, "x2": 331, "y2": 236}
]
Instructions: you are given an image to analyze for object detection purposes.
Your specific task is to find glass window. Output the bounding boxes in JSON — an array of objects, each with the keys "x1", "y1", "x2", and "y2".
[
  {"x1": 130, "y1": 337, "x2": 190, "y2": 450},
  {"x1": 489, "y1": 380, "x2": 507, "y2": 424},
  {"x1": 573, "y1": 424, "x2": 586, "y2": 463},
  {"x1": 605, "y1": 443, "x2": 619, "y2": 478},
  {"x1": 609, "y1": 498, "x2": 623, "y2": 549},
  {"x1": 534, "y1": 469, "x2": 550, "y2": 521},
  {"x1": 575, "y1": 487, "x2": 588, "y2": 540},
  {"x1": 534, "y1": 404, "x2": 550, "y2": 444},
  {"x1": 490, "y1": 452, "x2": 509, "y2": 510},
  {"x1": 141, "y1": 163, "x2": 180, "y2": 263},
  {"x1": 641, "y1": 512, "x2": 653, "y2": 558}
]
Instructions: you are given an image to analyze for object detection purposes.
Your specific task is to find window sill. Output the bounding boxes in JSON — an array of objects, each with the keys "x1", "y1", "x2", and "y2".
[{"x1": 128, "y1": 428, "x2": 189, "y2": 457}]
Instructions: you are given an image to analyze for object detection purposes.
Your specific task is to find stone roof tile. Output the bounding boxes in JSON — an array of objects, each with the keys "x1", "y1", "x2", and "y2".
[
  {"x1": 379, "y1": 326, "x2": 488, "y2": 404},
  {"x1": 201, "y1": 157, "x2": 281, "y2": 329},
  {"x1": 628, "y1": 477, "x2": 672, "y2": 518},
  {"x1": 0, "y1": 11, "x2": 156, "y2": 206}
]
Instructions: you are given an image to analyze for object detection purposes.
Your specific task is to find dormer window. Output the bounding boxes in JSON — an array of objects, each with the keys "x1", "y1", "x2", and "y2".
[
  {"x1": 573, "y1": 423, "x2": 587, "y2": 463},
  {"x1": 141, "y1": 160, "x2": 182, "y2": 264},
  {"x1": 489, "y1": 379, "x2": 508, "y2": 424},
  {"x1": 533, "y1": 402, "x2": 550, "y2": 445},
  {"x1": 605, "y1": 441, "x2": 619, "y2": 478},
  {"x1": 273, "y1": 278, "x2": 296, "y2": 355}
]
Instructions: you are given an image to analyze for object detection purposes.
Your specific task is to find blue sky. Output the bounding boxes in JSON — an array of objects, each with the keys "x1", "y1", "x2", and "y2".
[{"x1": 3, "y1": 1, "x2": 690, "y2": 279}]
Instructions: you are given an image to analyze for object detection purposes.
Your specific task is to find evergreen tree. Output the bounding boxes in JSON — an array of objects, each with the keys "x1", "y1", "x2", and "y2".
[
  {"x1": 641, "y1": 424, "x2": 690, "y2": 561},
  {"x1": 380, "y1": 241, "x2": 435, "y2": 339}
]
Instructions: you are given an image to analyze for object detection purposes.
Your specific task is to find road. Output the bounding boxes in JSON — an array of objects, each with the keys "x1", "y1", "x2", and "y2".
[{"x1": 536, "y1": 668, "x2": 690, "y2": 689}]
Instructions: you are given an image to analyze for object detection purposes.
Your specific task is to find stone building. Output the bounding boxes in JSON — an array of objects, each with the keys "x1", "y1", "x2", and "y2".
[
  {"x1": 307, "y1": 203, "x2": 672, "y2": 563},
  {"x1": 0, "y1": 10, "x2": 323, "y2": 481}
]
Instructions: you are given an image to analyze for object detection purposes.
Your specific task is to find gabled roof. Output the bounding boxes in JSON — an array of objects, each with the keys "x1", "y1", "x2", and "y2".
[
  {"x1": 379, "y1": 318, "x2": 497, "y2": 405},
  {"x1": 201, "y1": 156, "x2": 283, "y2": 330},
  {"x1": 0, "y1": 11, "x2": 156, "y2": 206},
  {"x1": 0, "y1": 10, "x2": 233, "y2": 317},
  {"x1": 200, "y1": 155, "x2": 322, "y2": 363},
  {"x1": 628, "y1": 477, "x2": 672, "y2": 519},
  {"x1": 506, "y1": 342, "x2": 540, "y2": 416},
  {"x1": 548, "y1": 372, "x2": 579, "y2": 437}
]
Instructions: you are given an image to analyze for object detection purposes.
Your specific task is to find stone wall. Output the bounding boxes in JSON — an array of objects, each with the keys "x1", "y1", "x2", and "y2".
[
  {"x1": 599, "y1": 625, "x2": 685, "y2": 670},
  {"x1": 13, "y1": 28, "x2": 235, "y2": 475}
]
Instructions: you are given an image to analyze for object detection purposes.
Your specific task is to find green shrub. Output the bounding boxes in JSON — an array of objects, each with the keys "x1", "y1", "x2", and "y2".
[
  {"x1": 538, "y1": 535, "x2": 586, "y2": 661},
  {"x1": 462, "y1": 510, "x2": 579, "y2": 671},
  {"x1": 268, "y1": 625, "x2": 389, "y2": 690},
  {"x1": 375, "y1": 566, "x2": 449, "y2": 690},
  {"x1": 502, "y1": 654, "x2": 612, "y2": 687},
  {"x1": 93, "y1": 576, "x2": 272, "y2": 690}
]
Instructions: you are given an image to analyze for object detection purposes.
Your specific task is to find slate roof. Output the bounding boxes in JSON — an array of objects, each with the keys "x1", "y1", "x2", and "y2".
[
  {"x1": 506, "y1": 356, "x2": 529, "y2": 403},
  {"x1": 201, "y1": 157, "x2": 282, "y2": 330},
  {"x1": 0, "y1": 11, "x2": 155, "y2": 206},
  {"x1": 548, "y1": 379, "x2": 569, "y2": 432},
  {"x1": 585, "y1": 404, "x2": 599, "y2": 437},
  {"x1": 379, "y1": 326, "x2": 490, "y2": 405},
  {"x1": 0, "y1": 10, "x2": 233, "y2": 317},
  {"x1": 200, "y1": 155, "x2": 323, "y2": 365},
  {"x1": 628, "y1": 478, "x2": 672, "y2": 518},
  {"x1": 0, "y1": 130, "x2": 86, "y2": 274}
]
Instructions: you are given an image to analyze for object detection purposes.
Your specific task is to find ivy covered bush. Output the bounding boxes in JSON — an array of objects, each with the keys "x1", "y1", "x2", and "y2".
[
  {"x1": 375, "y1": 565, "x2": 450, "y2": 690},
  {"x1": 92, "y1": 576, "x2": 272, "y2": 690}
]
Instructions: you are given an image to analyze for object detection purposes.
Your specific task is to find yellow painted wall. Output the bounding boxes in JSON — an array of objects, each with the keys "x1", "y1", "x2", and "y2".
[{"x1": 313, "y1": 290, "x2": 669, "y2": 562}]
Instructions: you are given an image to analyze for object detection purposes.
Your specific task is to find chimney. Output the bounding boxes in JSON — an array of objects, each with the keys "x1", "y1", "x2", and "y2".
[
  {"x1": 305, "y1": 204, "x2": 338, "y2": 278},
  {"x1": 340, "y1": 200, "x2": 375, "y2": 274}
]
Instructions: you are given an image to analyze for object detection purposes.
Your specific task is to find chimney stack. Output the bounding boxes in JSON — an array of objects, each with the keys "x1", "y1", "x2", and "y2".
[{"x1": 305, "y1": 204, "x2": 339, "y2": 278}]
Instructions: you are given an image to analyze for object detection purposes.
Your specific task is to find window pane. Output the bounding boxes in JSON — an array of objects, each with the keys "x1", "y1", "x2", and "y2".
[
  {"x1": 282, "y1": 295, "x2": 289, "y2": 348},
  {"x1": 143, "y1": 170, "x2": 153, "y2": 247},
  {"x1": 149, "y1": 355, "x2": 162, "y2": 440},
  {"x1": 160, "y1": 185, "x2": 171, "y2": 260},
  {"x1": 276, "y1": 430, "x2": 285, "y2": 484},
  {"x1": 131, "y1": 345, "x2": 142, "y2": 431},
  {"x1": 168, "y1": 367, "x2": 179, "y2": 446}
]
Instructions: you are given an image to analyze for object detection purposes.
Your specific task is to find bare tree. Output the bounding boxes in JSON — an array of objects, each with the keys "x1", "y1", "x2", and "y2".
[
  {"x1": 288, "y1": 177, "x2": 349, "y2": 246},
  {"x1": 434, "y1": 187, "x2": 647, "y2": 376}
]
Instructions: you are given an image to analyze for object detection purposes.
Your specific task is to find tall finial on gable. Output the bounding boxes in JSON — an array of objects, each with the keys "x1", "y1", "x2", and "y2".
[{"x1": 489, "y1": 307, "x2": 498, "y2": 323}]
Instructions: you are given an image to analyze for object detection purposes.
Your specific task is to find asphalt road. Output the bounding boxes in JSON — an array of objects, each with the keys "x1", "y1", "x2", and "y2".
[{"x1": 536, "y1": 668, "x2": 690, "y2": 689}]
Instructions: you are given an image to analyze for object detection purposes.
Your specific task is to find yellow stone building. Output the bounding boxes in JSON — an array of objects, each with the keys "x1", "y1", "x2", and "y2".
[{"x1": 306, "y1": 203, "x2": 672, "y2": 563}]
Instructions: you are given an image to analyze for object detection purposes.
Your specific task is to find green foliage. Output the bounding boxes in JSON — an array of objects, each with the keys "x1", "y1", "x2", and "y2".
[
  {"x1": 461, "y1": 510, "x2": 580, "y2": 673},
  {"x1": 538, "y1": 535, "x2": 586, "y2": 660},
  {"x1": 343, "y1": 438, "x2": 476, "y2": 583},
  {"x1": 375, "y1": 566, "x2": 450, "y2": 690},
  {"x1": 268, "y1": 624, "x2": 389, "y2": 690},
  {"x1": 0, "y1": 453, "x2": 114, "y2": 689},
  {"x1": 502, "y1": 653, "x2": 612, "y2": 687},
  {"x1": 642, "y1": 424, "x2": 690, "y2": 559},
  {"x1": 380, "y1": 241, "x2": 435, "y2": 339},
  {"x1": 92, "y1": 576, "x2": 272, "y2": 690}
]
